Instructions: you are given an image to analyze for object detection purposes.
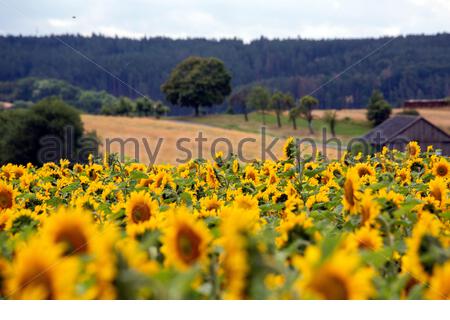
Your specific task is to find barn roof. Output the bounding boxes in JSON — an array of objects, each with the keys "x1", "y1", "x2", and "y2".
[{"x1": 363, "y1": 115, "x2": 420, "y2": 144}]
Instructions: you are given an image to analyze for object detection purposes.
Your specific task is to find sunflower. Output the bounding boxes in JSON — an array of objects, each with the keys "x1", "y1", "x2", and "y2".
[
  {"x1": 218, "y1": 206, "x2": 260, "y2": 299},
  {"x1": 354, "y1": 163, "x2": 375, "y2": 180},
  {"x1": 432, "y1": 158, "x2": 450, "y2": 179},
  {"x1": 6, "y1": 238, "x2": 78, "y2": 299},
  {"x1": 125, "y1": 191, "x2": 158, "y2": 225},
  {"x1": 244, "y1": 166, "x2": 259, "y2": 184},
  {"x1": 234, "y1": 194, "x2": 259, "y2": 212},
  {"x1": 428, "y1": 178, "x2": 448, "y2": 210},
  {"x1": 283, "y1": 137, "x2": 297, "y2": 160},
  {"x1": 358, "y1": 189, "x2": 380, "y2": 226},
  {"x1": 342, "y1": 169, "x2": 360, "y2": 214},
  {"x1": 0, "y1": 182, "x2": 16, "y2": 212},
  {"x1": 199, "y1": 194, "x2": 224, "y2": 217},
  {"x1": 275, "y1": 212, "x2": 319, "y2": 252},
  {"x1": 293, "y1": 246, "x2": 375, "y2": 299},
  {"x1": 406, "y1": 141, "x2": 421, "y2": 158},
  {"x1": 344, "y1": 226, "x2": 383, "y2": 252},
  {"x1": 402, "y1": 213, "x2": 448, "y2": 284},
  {"x1": 395, "y1": 167, "x2": 411, "y2": 185},
  {"x1": 5, "y1": 209, "x2": 40, "y2": 235},
  {"x1": 40, "y1": 207, "x2": 96, "y2": 256},
  {"x1": 425, "y1": 261, "x2": 450, "y2": 299},
  {"x1": 161, "y1": 207, "x2": 212, "y2": 271}
]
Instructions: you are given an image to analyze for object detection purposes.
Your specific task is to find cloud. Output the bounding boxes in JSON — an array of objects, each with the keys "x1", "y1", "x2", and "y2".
[{"x1": 48, "y1": 18, "x2": 75, "y2": 28}]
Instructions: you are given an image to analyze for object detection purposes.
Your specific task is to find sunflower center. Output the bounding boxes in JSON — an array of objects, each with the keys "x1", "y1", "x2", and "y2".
[
  {"x1": 430, "y1": 186, "x2": 442, "y2": 202},
  {"x1": 176, "y1": 226, "x2": 201, "y2": 265},
  {"x1": 358, "y1": 167, "x2": 370, "y2": 177},
  {"x1": 55, "y1": 226, "x2": 89, "y2": 256},
  {"x1": 206, "y1": 201, "x2": 220, "y2": 211},
  {"x1": 0, "y1": 190, "x2": 13, "y2": 210},
  {"x1": 131, "y1": 203, "x2": 151, "y2": 223},
  {"x1": 436, "y1": 165, "x2": 448, "y2": 177},
  {"x1": 311, "y1": 272, "x2": 349, "y2": 300}
]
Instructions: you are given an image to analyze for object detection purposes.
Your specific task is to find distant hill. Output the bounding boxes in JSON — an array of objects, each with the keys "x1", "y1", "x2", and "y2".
[{"x1": 0, "y1": 34, "x2": 449, "y2": 109}]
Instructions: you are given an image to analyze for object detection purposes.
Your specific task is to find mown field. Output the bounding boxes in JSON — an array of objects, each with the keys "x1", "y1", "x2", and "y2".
[
  {"x1": 0, "y1": 141, "x2": 448, "y2": 299},
  {"x1": 83, "y1": 114, "x2": 341, "y2": 165}
]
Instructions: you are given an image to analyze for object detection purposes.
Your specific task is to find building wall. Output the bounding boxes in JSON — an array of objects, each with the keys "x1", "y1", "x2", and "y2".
[{"x1": 387, "y1": 119, "x2": 450, "y2": 155}]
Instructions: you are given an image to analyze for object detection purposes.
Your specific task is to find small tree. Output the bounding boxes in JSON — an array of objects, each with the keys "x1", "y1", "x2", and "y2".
[
  {"x1": 161, "y1": 56, "x2": 232, "y2": 117},
  {"x1": 116, "y1": 97, "x2": 134, "y2": 116},
  {"x1": 323, "y1": 110, "x2": 338, "y2": 137},
  {"x1": 289, "y1": 107, "x2": 300, "y2": 130},
  {"x1": 299, "y1": 95, "x2": 319, "y2": 134},
  {"x1": 246, "y1": 86, "x2": 271, "y2": 125},
  {"x1": 270, "y1": 91, "x2": 289, "y2": 128},
  {"x1": 153, "y1": 101, "x2": 170, "y2": 119},
  {"x1": 367, "y1": 90, "x2": 392, "y2": 126},
  {"x1": 229, "y1": 87, "x2": 251, "y2": 121},
  {"x1": 135, "y1": 97, "x2": 154, "y2": 117}
]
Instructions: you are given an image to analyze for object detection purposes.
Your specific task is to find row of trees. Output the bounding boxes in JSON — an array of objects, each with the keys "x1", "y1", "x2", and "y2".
[
  {"x1": 100, "y1": 96, "x2": 170, "y2": 118},
  {"x1": 0, "y1": 77, "x2": 171, "y2": 119},
  {"x1": 235, "y1": 85, "x2": 322, "y2": 134}
]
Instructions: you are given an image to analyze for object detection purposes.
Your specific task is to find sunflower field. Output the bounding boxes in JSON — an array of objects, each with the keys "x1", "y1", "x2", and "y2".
[{"x1": 0, "y1": 140, "x2": 449, "y2": 300}]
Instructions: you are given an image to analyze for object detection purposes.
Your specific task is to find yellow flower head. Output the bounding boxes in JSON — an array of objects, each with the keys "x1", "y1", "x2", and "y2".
[
  {"x1": 125, "y1": 191, "x2": 159, "y2": 225},
  {"x1": 432, "y1": 158, "x2": 450, "y2": 179},
  {"x1": 406, "y1": 141, "x2": 421, "y2": 158},
  {"x1": 161, "y1": 207, "x2": 212, "y2": 271},
  {"x1": 342, "y1": 168, "x2": 360, "y2": 214},
  {"x1": 293, "y1": 245, "x2": 375, "y2": 299},
  {"x1": 0, "y1": 182, "x2": 16, "y2": 212}
]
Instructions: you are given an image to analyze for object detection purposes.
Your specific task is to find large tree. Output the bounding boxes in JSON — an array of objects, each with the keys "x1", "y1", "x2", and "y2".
[
  {"x1": 367, "y1": 90, "x2": 392, "y2": 126},
  {"x1": 161, "y1": 56, "x2": 232, "y2": 117}
]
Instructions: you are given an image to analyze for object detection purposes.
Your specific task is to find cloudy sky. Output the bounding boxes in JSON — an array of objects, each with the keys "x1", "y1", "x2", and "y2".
[{"x1": 0, "y1": 0, "x2": 449, "y2": 41}]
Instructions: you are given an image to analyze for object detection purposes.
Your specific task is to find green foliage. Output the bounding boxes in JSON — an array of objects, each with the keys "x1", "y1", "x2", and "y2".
[
  {"x1": 367, "y1": 90, "x2": 392, "y2": 126},
  {"x1": 246, "y1": 86, "x2": 271, "y2": 125},
  {"x1": 161, "y1": 56, "x2": 232, "y2": 116},
  {"x1": 0, "y1": 97, "x2": 98, "y2": 165},
  {"x1": 270, "y1": 91, "x2": 294, "y2": 128},
  {"x1": 398, "y1": 108, "x2": 420, "y2": 116}
]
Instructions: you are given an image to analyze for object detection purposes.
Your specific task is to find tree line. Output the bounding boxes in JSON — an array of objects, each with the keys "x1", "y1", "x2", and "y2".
[
  {"x1": 1, "y1": 34, "x2": 449, "y2": 111},
  {"x1": 0, "y1": 77, "x2": 170, "y2": 117}
]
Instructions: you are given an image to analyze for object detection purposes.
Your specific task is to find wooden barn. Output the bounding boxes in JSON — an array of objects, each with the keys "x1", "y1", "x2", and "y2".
[{"x1": 362, "y1": 115, "x2": 450, "y2": 155}]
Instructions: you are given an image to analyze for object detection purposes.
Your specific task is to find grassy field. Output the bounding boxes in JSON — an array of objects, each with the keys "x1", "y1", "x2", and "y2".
[{"x1": 176, "y1": 111, "x2": 371, "y2": 141}]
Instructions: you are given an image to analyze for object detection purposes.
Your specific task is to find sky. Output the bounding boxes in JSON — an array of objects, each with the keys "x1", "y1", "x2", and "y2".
[{"x1": 0, "y1": 0, "x2": 449, "y2": 42}]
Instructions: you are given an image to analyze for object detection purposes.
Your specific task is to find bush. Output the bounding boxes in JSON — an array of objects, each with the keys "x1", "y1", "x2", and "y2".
[
  {"x1": 367, "y1": 90, "x2": 392, "y2": 126},
  {"x1": 398, "y1": 108, "x2": 420, "y2": 116},
  {"x1": 0, "y1": 97, "x2": 98, "y2": 165}
]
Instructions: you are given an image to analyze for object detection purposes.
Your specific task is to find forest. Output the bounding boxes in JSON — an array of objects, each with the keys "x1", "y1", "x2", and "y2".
[{"x1": 0, "y1": 33, "x2": 449, "y2": 110}]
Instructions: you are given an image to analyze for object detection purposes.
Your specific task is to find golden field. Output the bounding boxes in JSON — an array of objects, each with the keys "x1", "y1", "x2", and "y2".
[{"x1": 83, "y1": 115, "x2": 341, "y2": 164}]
